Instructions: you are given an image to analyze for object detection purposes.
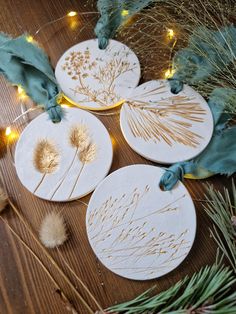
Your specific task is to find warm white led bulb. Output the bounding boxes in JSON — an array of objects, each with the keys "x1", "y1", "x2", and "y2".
[
  {"x1": 5, "y1": 126, "x2": 11, "y2": 136},
  {"x1": 68, "y1": 11, "x2": 77, "y2": 17},
  {"x1": 167, "y1": 29, "x2": 174, "y2": 39}
]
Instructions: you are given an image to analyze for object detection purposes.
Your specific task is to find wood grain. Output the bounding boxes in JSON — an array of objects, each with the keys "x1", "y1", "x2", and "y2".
[{"x1": 0, "y1": 0, "x2": 233, "y2": 313}]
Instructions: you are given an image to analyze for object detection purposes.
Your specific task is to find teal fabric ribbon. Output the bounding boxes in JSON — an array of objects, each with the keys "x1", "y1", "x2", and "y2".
[
  {"x1": 160, "y1": 126, "x2": 236, "y2": 190},
  {"x1": 0, "y1": 33, "x2": 62, "y2": 122},
  {"x1": 160, "y1": 88, "x2": 236, "y2": 190},
  {"x1": 95, "y1": 0, "x2": 154, "y2": 49},
  {"x1": 160, "y1": 26, "x2": 236, "y2": 190}
]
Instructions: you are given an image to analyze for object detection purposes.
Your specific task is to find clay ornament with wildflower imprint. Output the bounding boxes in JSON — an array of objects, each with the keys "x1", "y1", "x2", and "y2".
[
  {"x1": 86, "y1": 164, "x2": 196, "y2": 280},
  {"x1": 15, "y1": 107, "x2": 113, "y2": 201},
  {"x1": 55, "y1": 39, "x2": 141, "y2": 110}
]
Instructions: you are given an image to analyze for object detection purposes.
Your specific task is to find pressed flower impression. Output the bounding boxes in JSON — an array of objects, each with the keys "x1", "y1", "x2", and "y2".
[
  {"x1": 33, "y1": 139, "x2": 60, "y2": 193},
  {"x1": 15, "y1": 108, "x2": 113, "y2": 201},
  {"x1": 86, "y1": 165, "x2": 196, "y2": 280},
  {"x1": 55, "y1": 39, "x2": 141, "y2": 110},
  {"x1": 120, "y1": 80, "x2": 214, "y2": 164}
]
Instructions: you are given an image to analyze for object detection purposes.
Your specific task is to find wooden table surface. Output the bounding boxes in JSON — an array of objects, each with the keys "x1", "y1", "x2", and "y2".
[{"x1": 0, "y1": 1, "x2": 232, "y2": 313}]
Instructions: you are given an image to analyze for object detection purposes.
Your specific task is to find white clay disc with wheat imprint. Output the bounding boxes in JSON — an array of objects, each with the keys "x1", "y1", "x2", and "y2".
[
  {"x1": 120, "y1": 80, "x2": 214, "y2": 164},
  {"x1": 55, "y1": 39, "x2": 141, "y2": 110},
  {"x1": 86, "y1": 164, "x2": 196, "y2": 280},
  {"x1": 15, "y1": 108, "x2": 113, "y2": 202}
]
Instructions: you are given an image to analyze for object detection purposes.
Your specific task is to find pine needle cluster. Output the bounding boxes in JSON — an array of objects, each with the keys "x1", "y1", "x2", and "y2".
[
  {"x1": 204, "y1": 181, "x2": 236, "y2": 273},
  {"x1": 108, "y1": 260, "x2": 236, "y2": 313}
]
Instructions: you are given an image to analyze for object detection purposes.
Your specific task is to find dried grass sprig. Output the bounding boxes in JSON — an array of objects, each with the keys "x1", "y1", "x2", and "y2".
[
  {"x1": 40, "y1": 212, "x2": 67, "y2": 248},
  {"x1": 33, "y1": 139, "x2": 60, "y2": 193},
  {"x1": 117, "y1": 0, "x2": 236, "y2": 111},
  {"x1": 0, "y1": 183, "x2": 97, "y2": 313},
  {"x1": 0, "y1": 216, "x2": 78, "y2": 314},
  {"x1": 39, "y1": 210, "x2": 103, "y2": 311},
  {"x1": 0, "y1": 186, "x2": 8, "y2": 213},
  {"x1": 57, "y1": 249, "x2": 102, "y2": 312},
  {"x1": 7, "y1": 199, "x2": 94, "y2": 313}
]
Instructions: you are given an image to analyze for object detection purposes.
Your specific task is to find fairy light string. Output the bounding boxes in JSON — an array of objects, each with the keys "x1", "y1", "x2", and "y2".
[
  {"x1": 4, "y1": 9, "x2": 177, "y2": 140},
  {"x1": 4, "y1": 10, "x2": 98, "y2": 137},
  {"x1": 164, "y1": 28, "x2": 177, "y2": 79},
  {"x1": 33, "y1": 11, "x2": 98, "y2": 39}
]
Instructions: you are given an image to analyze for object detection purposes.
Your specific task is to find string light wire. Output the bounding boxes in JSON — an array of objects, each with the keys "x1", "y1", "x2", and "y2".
[
  {"x1": 4, "y1": 8, "x2": 178, "y2": 160},
  {"x1": 33, "y1": 11, "x2": 99, "y2": 38}
]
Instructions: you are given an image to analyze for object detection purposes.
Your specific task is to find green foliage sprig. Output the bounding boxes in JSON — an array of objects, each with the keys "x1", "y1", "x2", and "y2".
[
  {"x1": 204, "y1": 181, "x2": 236, "y2": 273},
  {"x1": 107, "y1": 260, "x2": 236, "y2": 313}
]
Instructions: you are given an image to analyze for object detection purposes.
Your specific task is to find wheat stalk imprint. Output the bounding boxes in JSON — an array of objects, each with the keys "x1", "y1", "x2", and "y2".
[
  {"x1": 33, "y1": 139, "x2": 60, "y2": 193},
  {"x1": 62, "y1": 46, "x2": 137, "y2": 107},
  {"x1": 88, "y1": 186, "x2": 192, "y2": 277},
  {"x1": 125, "y1": 90, "x2": 206, "y2": 147},
  {"x1": 68, "y1": 142, "x2": 97, "y2": 199},
  {"x1": 49, "y1": 124, "x2": 97, "y2": 200}
]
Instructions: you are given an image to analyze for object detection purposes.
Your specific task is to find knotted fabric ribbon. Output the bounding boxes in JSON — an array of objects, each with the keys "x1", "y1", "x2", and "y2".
[
  {"x1": 95, "y1": 0, "x2": 154, "y2": 49},
  {"x1": 160, "y1": 27, "x2": 236, "y2": 190},
  {"x1": 0, "y1": 32, "x2": 62, "y2": 122}
]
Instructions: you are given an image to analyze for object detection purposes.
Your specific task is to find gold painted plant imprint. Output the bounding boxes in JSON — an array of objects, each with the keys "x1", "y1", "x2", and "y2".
[
  {"x1": 62, "y1": 46, "x2": 138, "y2": 107},
  {"x1": 49, "y1": 124, "x2": 97, "y2": 200},
  {"x1": 88, "y1": 185, "x2": 192, "y2": 277},
  {"x1": 33, "y1": 139, "x2": 60, "y2": 193},
  {"x1": 15, "y1": 108, "x2": 112, "y2": 202},
  {"x1": 124, "y1": 84, "x2": 207, "y2": 148},
  {"x1": 33, "y1": 124, "x2": 97, "y2": 199}
]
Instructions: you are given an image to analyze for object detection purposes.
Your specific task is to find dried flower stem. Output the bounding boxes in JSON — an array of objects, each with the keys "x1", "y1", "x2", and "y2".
[
  {"x1": 0, "y1": 216, "x2": 78, "y2": 314},
  {"x1": 6, "y1": 198, "x2": 95, "y2": 314},
  {"x1": 57, "y1": 248, "x2": 103, "y2": 311}
]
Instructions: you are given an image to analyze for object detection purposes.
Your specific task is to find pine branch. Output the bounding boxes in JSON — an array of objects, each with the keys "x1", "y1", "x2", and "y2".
[
  {"x1": 204, "y1": 180, "x2": 236, "y2": 273},
  {"x1": 107, "y1": 261, "x2": 236, "y2": 313}
]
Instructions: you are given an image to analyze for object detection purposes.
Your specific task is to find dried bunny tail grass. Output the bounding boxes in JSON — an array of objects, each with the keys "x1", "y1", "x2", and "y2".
[
  {"x1": 79, "y1": 143, "x2": 97, "y2": 164},
  {"x1": 0, "y1": 186, "x2": 8, "y2": 213},
  {"x1": 0, "y1": 175, "x2": 94, "y2": 313},
  {"x1": 33, "y1": 139, "x2": 60, "y2": 174},
  {"x1": 69, "y1": 125, "x2": 90, "y2": 150},
  {"x1": 40, "y1": 212, "x2": 67, "y2": 248},
  {"x1": 0, "y1": 217, "x2": 79, "y2": 314}
]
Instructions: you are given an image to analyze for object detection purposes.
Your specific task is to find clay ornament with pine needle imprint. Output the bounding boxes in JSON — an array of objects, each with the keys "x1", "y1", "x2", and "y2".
[
  {"x1": 120, "y1": 80, "x2": 214, "y2": 164},
  {"x1": 14, "y1": 108, "x2": 113, "y2": 201},
  {"x1": 86, "y1": 164, "x2": 196, "y2": 280},
  {"x1": 55, "y1": 39, "x2": 141, "y2": 110}
]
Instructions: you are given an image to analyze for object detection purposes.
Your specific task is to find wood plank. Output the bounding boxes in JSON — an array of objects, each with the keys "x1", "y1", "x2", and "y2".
[{"x1": 0, "y1": 0, "x2": 232, "y2": 313}]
